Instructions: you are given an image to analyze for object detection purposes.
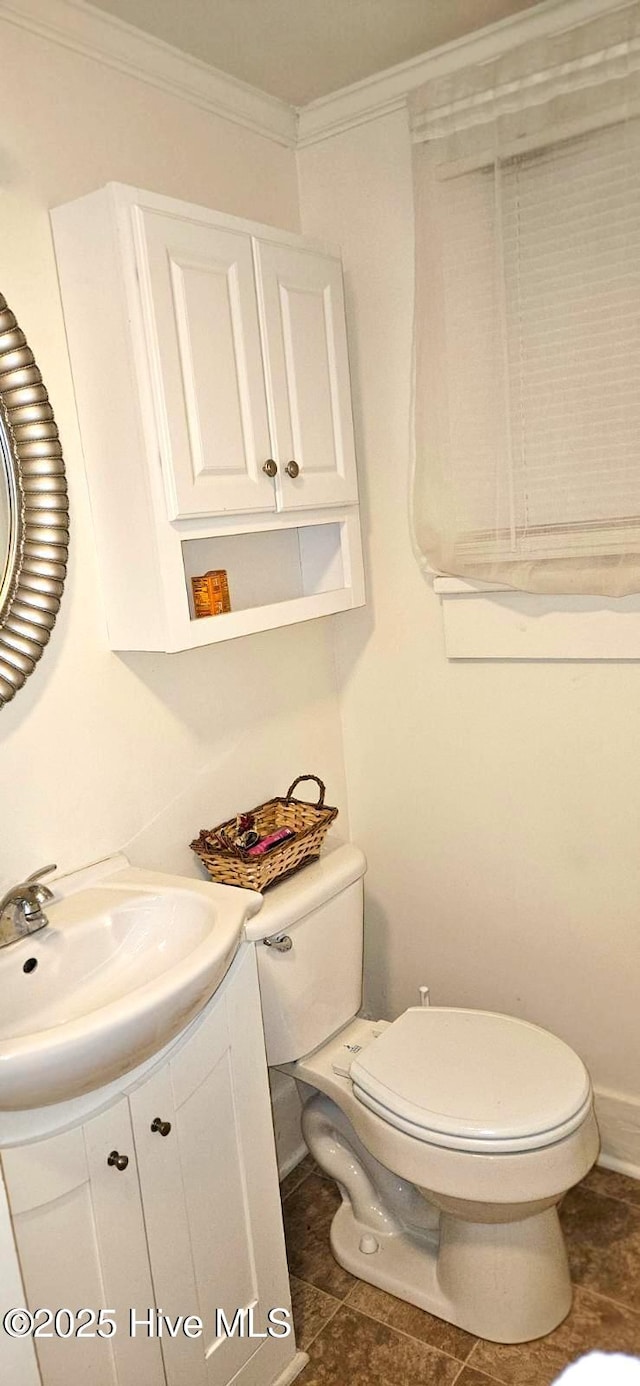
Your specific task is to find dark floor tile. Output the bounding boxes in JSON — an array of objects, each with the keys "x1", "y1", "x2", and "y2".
[
  {"x1": 456, "y1": 1371, "x2": 504, "y2": 1386},
  {"x1": 345, "y1": 1279, "x2": 477, "y2": 1362},
  {"x1": 560, "y1": 1185, "x2": 640, "y2": 1308},
  {"x1": 283, "y1": 1173, "x2": 356, "y2": 1299},
  {"x1": 290, "y1": 1276, "x2": 340, "y2": 1351},
  {"x1": 281, "y1": 1154, "x2": 316, "y2": 1200},
  {"x1": 297, "y1": 1304, "x2": 461, "y2": 1385},
  {"x1": 469, "y1": 1286, "x2": 640, "y2": 1386},
  {"x1": 581, "y1": 1165, "x2": 640, "y2": 1210}
]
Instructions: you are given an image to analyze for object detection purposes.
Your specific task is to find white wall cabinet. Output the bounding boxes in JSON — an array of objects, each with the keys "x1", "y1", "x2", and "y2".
[
  {"x1": 1, "y1": 949, "x2": 299, "y2": 1386},
  {"x1": 51, "y1": 183, "x2": 365, "y2": 651}
]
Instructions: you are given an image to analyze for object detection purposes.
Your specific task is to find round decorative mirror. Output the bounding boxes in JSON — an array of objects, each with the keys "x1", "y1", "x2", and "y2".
[
  {"x1": 0, "y1": 294, "x2": 69, "y2": 707},
  {"x1": 0, "y1": 430, "x2": 12, "y2": 602}
]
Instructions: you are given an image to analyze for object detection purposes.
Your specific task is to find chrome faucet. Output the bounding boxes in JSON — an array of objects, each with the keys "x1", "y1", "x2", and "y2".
[{"x1": 0, "y1": 865, "x2": 57, "y2": 949}]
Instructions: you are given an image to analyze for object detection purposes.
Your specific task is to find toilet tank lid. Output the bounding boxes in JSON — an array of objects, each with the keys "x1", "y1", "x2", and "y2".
[{"x1": 243, "y1": 843, "x2": 366, "y2": 941}]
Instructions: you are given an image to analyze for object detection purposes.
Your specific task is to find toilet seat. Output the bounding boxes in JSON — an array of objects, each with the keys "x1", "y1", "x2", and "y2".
[{"x1": 349, "y1": 1007, "x2": 592, "y2": 1155}]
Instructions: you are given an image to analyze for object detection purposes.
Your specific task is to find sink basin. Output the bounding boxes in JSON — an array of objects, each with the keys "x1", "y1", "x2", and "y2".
[{"x1": 0, "y1": 858, "x2": 262, "y2": 1111}]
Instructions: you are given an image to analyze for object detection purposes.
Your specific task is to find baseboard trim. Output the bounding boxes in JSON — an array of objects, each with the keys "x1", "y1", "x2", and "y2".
[
  {"x1": 594, "y1": 1086, "x2": 640, "y2": 1180},
  {"x1": 278, "y1": 1141, "x2": 308, "y2": 1182},
  {"x1": 273, "y1": 1350, "x2": 309, "y2": 1386},
  {"x1": 598, "y1": 1151, "x2": 640, "y2": 1181}
]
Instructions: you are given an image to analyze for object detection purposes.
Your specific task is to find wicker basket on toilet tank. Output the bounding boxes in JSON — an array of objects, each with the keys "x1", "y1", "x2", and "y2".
[{"x1": 190, "y1": 774, "x2": 338, "y2": 892}]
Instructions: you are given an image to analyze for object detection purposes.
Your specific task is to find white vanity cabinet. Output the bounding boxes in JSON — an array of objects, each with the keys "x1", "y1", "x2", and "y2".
[
  {"x1": 51, "y1": 183, "x2": 365, "y2": 651},
  {"x1": 0, "y1": 949, "x2": 298, "y2": 1386}
]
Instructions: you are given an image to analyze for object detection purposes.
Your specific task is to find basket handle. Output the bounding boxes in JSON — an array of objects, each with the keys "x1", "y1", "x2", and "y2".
[{"x1": 286, "y1": 774, "x2": 326, "y2": 807}]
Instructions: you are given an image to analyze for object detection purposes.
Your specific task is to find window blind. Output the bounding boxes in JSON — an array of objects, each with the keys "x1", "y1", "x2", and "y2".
[
  {"x1": 437, "y1": 117, "x2": 640, "y2": 567},
  {"x1": 410, "y1": 0, "x2": 640, "y2": 595}
]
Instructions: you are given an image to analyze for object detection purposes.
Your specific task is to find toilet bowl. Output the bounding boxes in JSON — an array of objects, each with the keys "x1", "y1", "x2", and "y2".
[{"x1": 246, "y1": 844, "x2": 599, "y2": 1344}]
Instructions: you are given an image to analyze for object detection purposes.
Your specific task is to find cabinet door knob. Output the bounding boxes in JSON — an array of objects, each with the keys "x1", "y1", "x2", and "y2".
[
  {"x1": 263, "y1": 458, "x2": 278, "y2": 477},
  {"x1": 107, "y1": 1150, "x2": 129, "y2": 1171},
  {"x1": 150, "y1": 1116, "x2": 172, "y2": 1137},
  {"x1": 285, "y1": 460, "x2": 300, "y2": 479}
]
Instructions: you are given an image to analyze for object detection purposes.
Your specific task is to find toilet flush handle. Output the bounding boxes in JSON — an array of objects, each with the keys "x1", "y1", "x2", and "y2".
[{"x1": 263, "y1": 934, "x2": 293, "y2": 952}]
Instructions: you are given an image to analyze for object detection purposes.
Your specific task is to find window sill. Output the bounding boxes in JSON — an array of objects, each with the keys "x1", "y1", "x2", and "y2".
[
  {"x1": 433, "y1": 577, "x2": 640, "y2": 660},
  {"x1": 433, "y1": 575, "x2": 510, "y2": 596}
]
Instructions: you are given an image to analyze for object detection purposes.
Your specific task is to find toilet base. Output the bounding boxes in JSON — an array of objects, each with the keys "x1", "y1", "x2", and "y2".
[
  {"x1": 329, "y1": 1197, "x2": 572, "y2": 1344},
  {"x1": 299, "y1": 1086, "x2": 576, "y2": 1345}
]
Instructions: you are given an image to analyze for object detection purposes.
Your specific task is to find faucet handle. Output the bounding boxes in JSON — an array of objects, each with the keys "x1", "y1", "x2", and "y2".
[
  {"x1": 21, "y1": 864, "x2": 57, "y2": 916},
  {"x1": 24, "y1": 864, "x2": 57, "y2": 885}
]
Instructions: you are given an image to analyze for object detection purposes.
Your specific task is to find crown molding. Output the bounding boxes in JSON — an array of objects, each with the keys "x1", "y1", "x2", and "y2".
[
  {"x1": 297, "y1": 0, "x2": 631, "y2": 147},
  {"x1": 0, "y1": 0, "x2": 631, "y2": 154},
  {"x1": 0, "y1": 0, "x2": 298, "y2": 148}
]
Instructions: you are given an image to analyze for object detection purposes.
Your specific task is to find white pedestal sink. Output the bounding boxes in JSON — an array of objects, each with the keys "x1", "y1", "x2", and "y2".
[{"x1": 0, "y1": 854, "x2": 262, "y2": 1110}]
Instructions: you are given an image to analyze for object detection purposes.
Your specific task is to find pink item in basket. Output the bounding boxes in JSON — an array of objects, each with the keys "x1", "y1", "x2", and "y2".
[{"x1": 247, "y1": 827, "x2": 296, "y2": 857}]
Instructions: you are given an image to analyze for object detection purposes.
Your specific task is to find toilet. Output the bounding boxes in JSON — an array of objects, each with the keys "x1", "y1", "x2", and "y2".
[{"x1": 246, "y1": 844, "x2": 599, "y2": 1345}]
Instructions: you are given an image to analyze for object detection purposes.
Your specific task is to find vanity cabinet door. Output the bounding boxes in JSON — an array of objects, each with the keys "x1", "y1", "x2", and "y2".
[
  {"x1": 129, "y1": 948, "x2": 294, "y2": 1386},
  {"x1": 133, "y1": 208, "x2": 276, "y2": 520},
  {"x1": 254, "y1": 239, "x2": 359, "y2": 511},
  {"x1": 1, "y1": 1102, "x2": 163, "y2": 1386}
]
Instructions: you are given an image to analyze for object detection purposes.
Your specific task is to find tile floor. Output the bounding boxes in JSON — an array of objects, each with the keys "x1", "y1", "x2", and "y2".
[{"x1": 281, "y1": 1157, "x2": 640, "y2": 1385}]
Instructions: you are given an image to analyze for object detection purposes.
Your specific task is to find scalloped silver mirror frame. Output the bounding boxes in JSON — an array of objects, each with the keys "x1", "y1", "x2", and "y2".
[{"x1": 0, "y1": 293, "x2": 69, "y2": 706}]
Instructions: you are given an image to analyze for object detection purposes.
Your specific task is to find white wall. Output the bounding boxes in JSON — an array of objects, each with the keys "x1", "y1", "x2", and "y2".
[
  {"x1": 4, "y1": 9, "x2": 637, "y2": 1170},
  {"x1": 298, "y1": 108, "x2": 640, "y2": 1168},
  {"x1": 0, "y1": 21, "x2": 349, "y2": 891}
]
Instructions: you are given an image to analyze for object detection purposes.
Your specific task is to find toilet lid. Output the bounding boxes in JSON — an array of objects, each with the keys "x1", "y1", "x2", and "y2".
[{"x1": 350, "y1": 1008, "x2": 592, "y2": 1154}]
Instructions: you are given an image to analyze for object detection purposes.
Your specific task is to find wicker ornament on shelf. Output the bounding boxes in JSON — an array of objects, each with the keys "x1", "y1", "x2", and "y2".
[{"x1": 190, "y1": 774, "x2": 338, "y2": 892}]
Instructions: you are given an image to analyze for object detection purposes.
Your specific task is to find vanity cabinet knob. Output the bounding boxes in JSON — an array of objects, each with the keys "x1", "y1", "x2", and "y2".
[
  {"x1": 285, "y1": 460, "x2": 300, "y2": 479},
  {"x1": 151, "y1": 1117, "x2": 172, "y2": 1137},
  {"x1": 107, "y1": 1150, "x2": 129, "y2": 1171},
  {"x1": 263, "y1": 458, "x2": 278, "y2": 478}
]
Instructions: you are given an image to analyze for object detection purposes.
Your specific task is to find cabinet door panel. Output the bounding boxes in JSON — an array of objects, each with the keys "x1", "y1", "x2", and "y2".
[
  {"x1": 3, "y1": 1105, "x2": 163, "y2": 1386},
  {"x1": 12, "y1": 1183, "x2": 117, "y2": 1386},
  {"x1": 134, "y1": 209, "x2": 275, "y2": 518},
  {"x1": 131, "y1": 1010, "x2": 257, "y2": 1386},
  {"x1": 129, "y1": 1065, "x2": 205, "y2": 1386},
  {"x1": 255, "y1": 239, "x2": 359, "y2": 510},
  {"x1": 84, "y1": 1101, "x2": 166, "y2": 1386},
  {"x1": 222, "y1": 949, "x2": 294, "y2": 1386},
  {"x1": 176, "y1": 1055, "x2": 258, "y2": 1386},
  {"x1": 2, "y1": 1125, "x2": 89, "y2": 1215},
  {"x1": 0, "y1": 1169, "x2": 40, "y2": 1386},
  {"x1": 131, "y1": 952, "x2": 294, "y2": 1386}
]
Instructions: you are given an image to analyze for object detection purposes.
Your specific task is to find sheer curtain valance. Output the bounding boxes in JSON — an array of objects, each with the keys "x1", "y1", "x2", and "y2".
[{"x1": 410, "y1": 3, "x2": 640, "y2": 595}]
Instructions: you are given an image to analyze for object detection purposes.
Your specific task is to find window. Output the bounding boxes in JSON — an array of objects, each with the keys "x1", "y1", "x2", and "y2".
[{"x1": 410, "y1": 2, "x2": 640, "y2": 598}]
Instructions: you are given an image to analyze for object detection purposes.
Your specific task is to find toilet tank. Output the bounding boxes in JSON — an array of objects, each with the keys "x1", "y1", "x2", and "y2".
[{"x1": 244, "y1": 844, "x2": 366, "y2": 1065}]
